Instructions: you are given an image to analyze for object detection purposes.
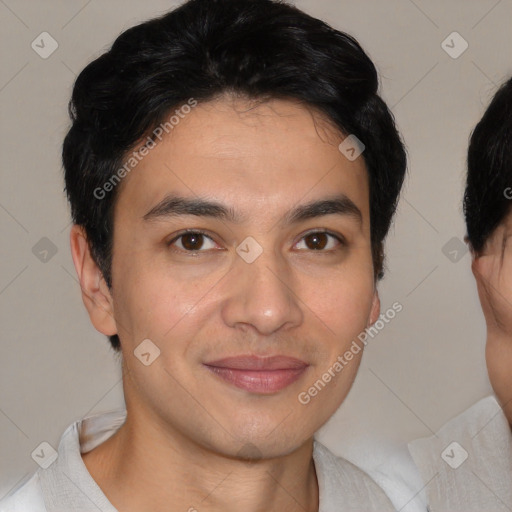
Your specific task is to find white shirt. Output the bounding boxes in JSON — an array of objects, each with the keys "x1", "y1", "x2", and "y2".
[
  {"x1": 366, "y1": 444, "x2": 427, "y2": 512},
  {"x1": 0, "y1": 409, "x2": 401, "y2": 512},
  {"x1": 408, "y1": 396, "x2": 512, "y2": 512}
]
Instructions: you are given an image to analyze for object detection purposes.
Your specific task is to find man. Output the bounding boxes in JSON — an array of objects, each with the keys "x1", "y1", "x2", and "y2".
[
  {"x1": 0, "y1": 0, "x2": 409, "y2": 510},
  {"x1": 407, "y1": 77, "x2": 512, "y2": 512}
]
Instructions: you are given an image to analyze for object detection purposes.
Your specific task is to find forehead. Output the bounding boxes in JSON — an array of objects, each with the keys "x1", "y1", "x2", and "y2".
[{"x1": 114, "y1": 96, "x2": 369, "y2": 224}]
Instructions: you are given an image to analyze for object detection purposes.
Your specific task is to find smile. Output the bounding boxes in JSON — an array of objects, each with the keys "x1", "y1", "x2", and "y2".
[{"x1": 203, "y1": 355, "x2": 309, "y2": 394}]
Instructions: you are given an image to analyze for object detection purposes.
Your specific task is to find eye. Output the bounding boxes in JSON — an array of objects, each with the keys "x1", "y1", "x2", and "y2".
[
  {"x1": 167, "y1": 230, "x2": 344, "y2": 253},
  {"x1": 294, "y1": 231, "x2": 344, "y2": 251},
  {"x1": 168, "y1": 230, "x2": 220, "y2": 252}
]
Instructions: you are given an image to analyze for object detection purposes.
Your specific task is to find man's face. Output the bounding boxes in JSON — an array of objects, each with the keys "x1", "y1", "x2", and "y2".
[
  {"x1": 472, "y1": 210, "x2": 512, "y2": 423},
  {"x1": 99, "y1": 96, "x2": 379, "y2": 458}
]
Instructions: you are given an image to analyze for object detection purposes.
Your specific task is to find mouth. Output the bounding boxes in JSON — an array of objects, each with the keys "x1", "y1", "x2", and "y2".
[{"x1": 203, "y1": 355, "x2": 309, "y2": 394}]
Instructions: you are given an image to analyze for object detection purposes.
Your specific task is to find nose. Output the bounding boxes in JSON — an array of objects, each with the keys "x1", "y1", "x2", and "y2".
[{"x1": 221, "y1": 248, "x2": 304, "y2": 336}]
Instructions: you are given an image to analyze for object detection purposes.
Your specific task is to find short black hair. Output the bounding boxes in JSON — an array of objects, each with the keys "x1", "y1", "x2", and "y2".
[
  {"x1": 464, "y1": 77, "x2": 512, "y2": 253},
  {"x1": 63, "y1": 0, "x2": 407, "y2": 352}
]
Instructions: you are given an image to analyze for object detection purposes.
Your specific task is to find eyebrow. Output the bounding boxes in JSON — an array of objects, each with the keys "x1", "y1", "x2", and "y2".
[{"x1": 142, "y1": 194, "x2": 362, "y2": 225}]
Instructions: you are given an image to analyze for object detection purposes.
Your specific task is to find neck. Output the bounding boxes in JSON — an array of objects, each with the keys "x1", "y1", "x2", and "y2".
[{"x1": 82, "y1": 410, "x2": 319, "y2": 512}]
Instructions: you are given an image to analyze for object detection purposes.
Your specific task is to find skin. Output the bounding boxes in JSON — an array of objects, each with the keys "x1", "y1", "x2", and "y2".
[
  {"x1": 71, "y1": 95, "x2": 380, "y2": 512},
  {"x1": 471, "y1": 211, "x2": 512, "y2": 425}
]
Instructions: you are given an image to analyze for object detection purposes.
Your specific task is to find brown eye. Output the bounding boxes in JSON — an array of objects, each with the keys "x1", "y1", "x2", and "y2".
[
  {"x1": 169, "y1": 231, "x2": 218, "y2": 252},
  {"x1": 295, "y1": 231, "x2": 343, "y2": 251},
  {"x1": 305, "y1": 232, "x2": 328, "y2": 250},
  {"x1": 181, "y1": 233, "x2": 205, "y2": 250}
]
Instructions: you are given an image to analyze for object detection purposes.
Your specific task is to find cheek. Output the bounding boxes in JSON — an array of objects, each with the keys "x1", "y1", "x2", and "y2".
[
  {"x1": 486, "y1": 344, "x2": 512, "y2": 426},
  {"x1": 486, "y1": 341, "x2": 512, "y2": 401},
  {"x1": 113, "y1": 266, "x2": 185, "y2": 342},
  {"x1": 113, "y1": 255, "x2": 229, "y2": 349},
  {"x1": 302, "y1": 266, "x2": 375, "y2": 338}
]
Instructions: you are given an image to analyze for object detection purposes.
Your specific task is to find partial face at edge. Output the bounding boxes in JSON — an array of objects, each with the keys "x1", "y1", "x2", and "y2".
[
  {"x1": 88, "y1": 96, "x2": 379, "y2": 457},
  {"x1": 472, "y1": 210, "x2": 512, "y2": 424}
]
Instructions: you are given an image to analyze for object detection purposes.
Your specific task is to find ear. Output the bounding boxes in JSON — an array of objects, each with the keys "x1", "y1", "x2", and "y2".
[
  {"x1": 69, "y1": 225, "x2": 118, "y2": 336},
  {"x1": 368, "y1": 290, "x2": 381, "y2": 326}
]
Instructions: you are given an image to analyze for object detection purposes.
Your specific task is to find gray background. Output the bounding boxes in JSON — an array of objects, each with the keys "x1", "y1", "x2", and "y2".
[{"x1": 1, "y1": 0, "x2": 511, "y2": 498}]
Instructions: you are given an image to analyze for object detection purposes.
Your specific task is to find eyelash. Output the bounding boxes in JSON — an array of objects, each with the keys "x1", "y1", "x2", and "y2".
[{"x1": 166, "y1": 229, "x2": 346, "y2": 254}]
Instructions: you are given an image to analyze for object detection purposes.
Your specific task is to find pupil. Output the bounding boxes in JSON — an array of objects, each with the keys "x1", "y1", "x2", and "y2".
[
  {"x1": 182, "y1": 233, "x2": 203, "y2": 250},
  {"x1": 306, "y1": 233, "x2": 327, "y2": 250}
]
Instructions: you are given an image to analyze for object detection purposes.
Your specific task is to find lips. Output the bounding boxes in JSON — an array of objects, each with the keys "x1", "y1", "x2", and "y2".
[
  {"x1": 203, "y1": 355, "x2": 309, "y2": 394},
  {"x1": 206, "y1": 355, "x2": 308, "y2": 371}
]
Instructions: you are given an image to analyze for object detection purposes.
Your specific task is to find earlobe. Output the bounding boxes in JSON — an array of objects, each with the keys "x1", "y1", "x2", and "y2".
[
  {"x1": 69, "y1": 225, "x2": 118, "y2": 336},
  {"x1": 368, "y1": 291, "x2": 381, "y2": 326}
]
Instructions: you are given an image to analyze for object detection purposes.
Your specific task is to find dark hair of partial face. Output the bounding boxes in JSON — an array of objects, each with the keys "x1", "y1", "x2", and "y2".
[
  {"x1": 62, "y1": 0, "x2": 407, "y2": 351},
  {"x1": 464, "y1": 77, "x2": 512, "y2": 254}
]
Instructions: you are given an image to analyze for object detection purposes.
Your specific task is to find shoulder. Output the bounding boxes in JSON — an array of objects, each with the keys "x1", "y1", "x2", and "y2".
[
  {"x1": 0, "y1": 471, "x2": 47, "y2": 512},
  {"x1": 0, "y1": 409, "x2": 125, "y2": 512},
  {"x1": 408, "y1": 395, "x2": 511, "y2": 473},
  {"x1": 313, "y1": 440, "x2": 396, "y2": 511},
  {"x1": 409, "y1": 396, "x2": 512, "y2": 511},
  {"x1": 368, "y1": 443, "x2": 428, "y2": 512},
  {"x1": 411, "y1": 396, "x2": 508, "y2": 449}
]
